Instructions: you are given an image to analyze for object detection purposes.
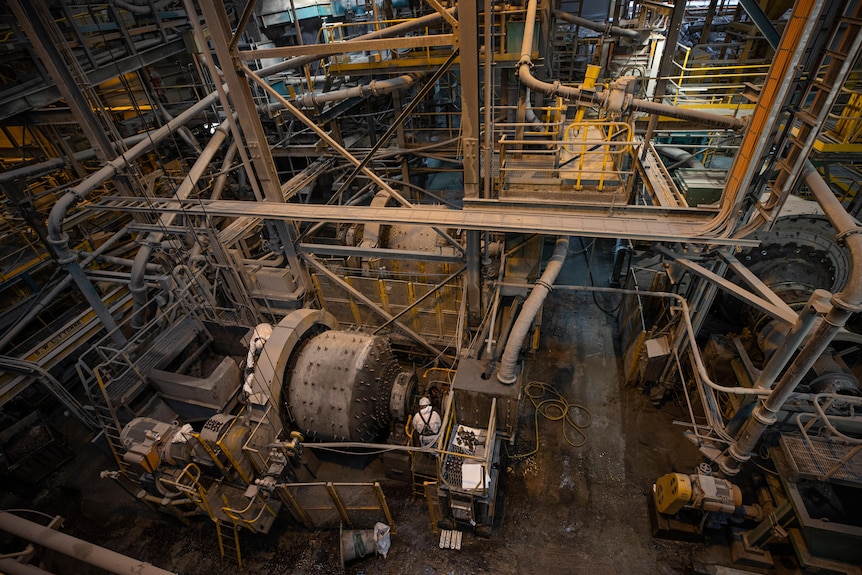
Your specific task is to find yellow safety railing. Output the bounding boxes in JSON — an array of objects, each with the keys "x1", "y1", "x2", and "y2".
[
  {"x1": 670, "y1": 43, "x2": 771, "y2": 106},
  {"x1": 562, "y1": 121, "x2": 634, "y2": 191},
  {"x1": 830, "y1": 90, "x2": 862, "y2": 144},
  {"x1": 497, "y1": 120, "x2": 637, "y2": 193}
]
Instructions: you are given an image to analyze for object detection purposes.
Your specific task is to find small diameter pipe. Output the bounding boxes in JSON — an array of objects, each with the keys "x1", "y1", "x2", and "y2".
[
  {"x1": 518, "y1": 0, "x2": 743, "y2": 130},
  {"x1": 0, "y1": 133, "x2": 150, "y2": 185},
  {"x1": 492, "y1": 281, "x2": 775, "y2": 398},
  {"x1": 0, "y1": 512, "x2": 176, "y2": 575},
  {"x1": 47, "y1": 89, "x2": 221, "y2": 241},
  {"x1": 44, "y1": 89, "x2": 222, "y2": 345},
  {"x1": 497, "y1": 237, "x2": 570, "y2": 384}
]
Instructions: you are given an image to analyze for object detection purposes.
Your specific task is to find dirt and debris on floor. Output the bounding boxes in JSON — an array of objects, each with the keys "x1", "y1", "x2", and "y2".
[{"x1": 2, "y1": 281, "x2": 733, "y2": 574}]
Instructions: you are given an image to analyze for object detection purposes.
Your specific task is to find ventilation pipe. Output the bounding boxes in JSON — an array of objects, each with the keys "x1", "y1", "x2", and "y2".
[
  {"x1": 518, "y1": 0, "x2": 743, "y2": 130},
  {"x1": 129, "y1": 118, "x2": 231, "y2": 328},
  {"x1": 497, "y1": 237, "x2": 570, "y2": 384},
  {"x1": 717, "y1": 161, "x2": 862, "y2": 475}
]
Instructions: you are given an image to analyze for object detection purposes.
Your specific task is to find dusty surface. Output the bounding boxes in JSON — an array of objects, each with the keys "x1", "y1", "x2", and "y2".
[{"x1": 1, "y1": 253, "x2": 731, "y2": 575}]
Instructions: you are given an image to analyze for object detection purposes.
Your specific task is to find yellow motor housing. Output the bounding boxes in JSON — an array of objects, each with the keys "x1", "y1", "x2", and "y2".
[{"x1": 654, "y1": 472, "x2": 693, "y2": 515}]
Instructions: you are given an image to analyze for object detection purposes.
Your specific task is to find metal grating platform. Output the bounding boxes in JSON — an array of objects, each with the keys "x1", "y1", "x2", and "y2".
[{"x1": 780, "y1": 434, "x2": 862, "y2": 486}]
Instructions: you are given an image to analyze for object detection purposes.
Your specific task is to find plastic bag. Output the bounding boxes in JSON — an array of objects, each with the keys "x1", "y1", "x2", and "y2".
[{"x1": 373, "y1": 522, "x2": 391, "y2": 558}]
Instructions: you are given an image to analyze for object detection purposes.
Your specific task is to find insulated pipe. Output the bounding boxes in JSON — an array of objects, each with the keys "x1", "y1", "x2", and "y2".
[
  {"x1": 256, "y1": 7, "x2": 456, "y2": 78},
  {"x1": 517, "y1": 0, "x2": 743, "y2": 130},
  {"x1": 718, "y1": 162, "x2": 862, "y2": 475},
  {"x1": 0, "y1": 512, "x2": 176, "y2": 575},
  {"x1": 45, "y1": 89, "x2": 221, "y2": 345},
  {"x1": 294, "y1": 72, "x2": 426, "y2": 109},
  {"x1": 129, "y1": 118, "x2": 230, "y2": 328},
  {"x1": 497, "y1": 236, "x2": 570, "y2": 384},
  {"x1": 552, "y1": 9, "x2": 641, "y2": 39}
]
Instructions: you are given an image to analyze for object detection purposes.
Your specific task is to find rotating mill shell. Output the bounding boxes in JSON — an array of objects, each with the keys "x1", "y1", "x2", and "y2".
[{"x1": 286, "y1": 330, "x2": 400, "y2": 442}]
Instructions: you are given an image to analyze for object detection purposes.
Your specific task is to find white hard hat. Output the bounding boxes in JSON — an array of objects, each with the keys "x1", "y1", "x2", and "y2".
[{"x1": 419, "y1": 396, "x2": 431, "y2": 407}]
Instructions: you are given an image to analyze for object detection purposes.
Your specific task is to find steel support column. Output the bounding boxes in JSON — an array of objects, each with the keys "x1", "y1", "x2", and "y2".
[
  {"x1": 195, "y1": 0, "x2": 309, "y2": 298},
  {"x1": 9, "y1": 0, "x2": 115, "y2": 163},
  {"x1": 459, "y1": 0, "x2": 483, "y2": 327},
  {"x1": 641, "y1": 0, "x2": 687, "y2": 150}
]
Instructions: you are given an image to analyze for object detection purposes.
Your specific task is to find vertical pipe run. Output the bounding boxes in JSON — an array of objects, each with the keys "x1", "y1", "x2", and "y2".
[
  {"x1": 497, "y1": 237, "x2": 570, "y2": 384},
  {"x1": 719, "y1": 162, "x2": 862, "y2": 475},
  {"x1": 753, "y1": 290, "x2": 831, "y2": 389},
  {"x1": 45, "y1": 90, "x2": 222, "y2": 347},
  {"x1": 129, "y1": 120, "x2": 230, "y2": 328}
]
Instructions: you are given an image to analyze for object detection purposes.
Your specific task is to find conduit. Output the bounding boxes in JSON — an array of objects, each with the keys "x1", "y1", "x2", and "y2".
[
  {"x1": 0, "y1": 512, "x2": 176, "y2": 575},
  {"x1": 294, "y1": 72, "x2": 426, "y2": 108},
  {"x1": 45, "y1": 89, "x2": 222, "y2": 345},
  {"x1": 718, "y1": 161, "x2": 862, "y2": 474},
  {"x1": 497, "y1": 237, "x2": 570, "y2": 384},
  {"x1": 519, "y1": 0, "x2": 743, "y2": 130},
  {"x1": 129, "y1": 118, "x2": 231, "y2": 328}
]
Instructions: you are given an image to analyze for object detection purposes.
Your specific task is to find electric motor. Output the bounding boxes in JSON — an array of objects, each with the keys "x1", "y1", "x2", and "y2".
[{"x1": 654, "y1": 472, "x2": 742, "y2": 515}]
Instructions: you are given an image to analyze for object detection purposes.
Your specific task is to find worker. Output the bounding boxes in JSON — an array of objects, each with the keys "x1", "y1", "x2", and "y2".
[{"x1": 412, "y1": 396, "x2": 441, "y2": 447}]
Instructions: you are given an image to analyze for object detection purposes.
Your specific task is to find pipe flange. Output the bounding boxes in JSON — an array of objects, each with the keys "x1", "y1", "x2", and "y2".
[
  {"x1": 831, "y1": 292, "x2": 862, "y2": 313},
  {"x1": 835, "y1": 227, "x2": 862, "y2": 246}
]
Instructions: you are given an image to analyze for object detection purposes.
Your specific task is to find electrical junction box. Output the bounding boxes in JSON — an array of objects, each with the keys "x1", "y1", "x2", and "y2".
[{"x1": 640, "y1": 336, "x2": 671, "y2": 382}]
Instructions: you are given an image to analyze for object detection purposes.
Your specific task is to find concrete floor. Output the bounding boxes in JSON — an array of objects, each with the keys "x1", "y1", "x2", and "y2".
[{"x1": 1, "y1": 246, "x2": 736, "y2": 575}]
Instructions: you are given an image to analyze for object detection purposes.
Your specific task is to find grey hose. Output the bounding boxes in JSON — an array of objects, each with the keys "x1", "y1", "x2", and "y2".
[{"x1": 497, "y1": 237, "x2": 570, "y2": 384}]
